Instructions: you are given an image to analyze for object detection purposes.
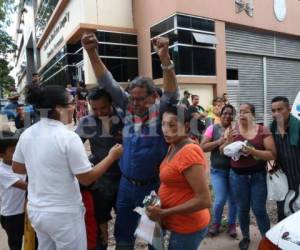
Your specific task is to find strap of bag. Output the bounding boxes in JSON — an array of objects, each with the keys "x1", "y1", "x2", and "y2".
[{"x1": 266, "y1": 160, "x2": 281, "y2": 174}]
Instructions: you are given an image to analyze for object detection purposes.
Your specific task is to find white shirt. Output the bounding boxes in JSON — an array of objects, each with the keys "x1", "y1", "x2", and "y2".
[
  {"x1": 13, "y1": 118, "x2": 92, "y2": 213},
  {"x1": 0, "y1": 162, "x2": 26, "y2": 216}
]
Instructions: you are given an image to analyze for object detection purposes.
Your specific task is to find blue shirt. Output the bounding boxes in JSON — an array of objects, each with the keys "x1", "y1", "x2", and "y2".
[{"x1": 98, "y1": 72, "x2": 179, "y2": 181}]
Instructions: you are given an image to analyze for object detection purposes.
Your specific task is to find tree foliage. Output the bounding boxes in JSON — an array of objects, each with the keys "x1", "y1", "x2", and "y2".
[
  {"x1": 0, "y1": 0, "x2": 16, "y2": 96},
  {"x1": 0, "y1": 58, "x2": 15, "y2": 96},
  {"x1": 0, "y1": 0, "x2": 17, "y2": 58}
]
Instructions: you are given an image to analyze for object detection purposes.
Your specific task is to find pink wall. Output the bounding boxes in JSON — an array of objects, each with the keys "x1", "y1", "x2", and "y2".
[
  {"x1": 134, "y1": 0, "x2": 300, "y2": 36},
  {"x1": 132, "y1": 0, "x2": 300, "y2": 96}
]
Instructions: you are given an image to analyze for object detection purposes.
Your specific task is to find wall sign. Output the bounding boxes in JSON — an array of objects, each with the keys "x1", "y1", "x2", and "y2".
[
  {"x1": 274, "y1": 0, "x2": 287, "y2": 22},
  {"x1": 44, "y1": 12, "x2": 70, "y2": 52}
]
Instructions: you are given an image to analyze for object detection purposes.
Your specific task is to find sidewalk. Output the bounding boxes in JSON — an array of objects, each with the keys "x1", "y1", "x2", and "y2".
[{"x1": 0, "y1": 226, "x2": 8, "y2": 250}]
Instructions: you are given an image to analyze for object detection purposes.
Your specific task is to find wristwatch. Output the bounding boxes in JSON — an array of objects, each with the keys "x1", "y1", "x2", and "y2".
[{"x1": 161, "y1": 60, "x2": 175, "y2": 71}]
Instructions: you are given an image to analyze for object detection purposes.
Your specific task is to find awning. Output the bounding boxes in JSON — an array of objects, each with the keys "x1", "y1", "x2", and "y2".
[{"x1": 192, "y1": 32, "x2": 218, "y2": 45}]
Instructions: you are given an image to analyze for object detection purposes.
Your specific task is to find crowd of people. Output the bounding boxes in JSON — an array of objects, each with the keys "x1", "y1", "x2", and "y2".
[{"x1": 0, "y1": 32, "x2": 299, "y2": 250}]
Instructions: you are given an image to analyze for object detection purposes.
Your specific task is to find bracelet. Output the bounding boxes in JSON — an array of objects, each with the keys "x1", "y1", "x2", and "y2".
[{"x1": 161, "y1": 60, "x2": 175, "y2": 71}]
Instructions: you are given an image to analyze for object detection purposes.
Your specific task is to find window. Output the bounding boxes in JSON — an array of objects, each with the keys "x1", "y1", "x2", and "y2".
[
  {"x1": 152, "y1": 47, "x2": 179, "y2": 79},
  {"x1": 35, "y1": 0, "x2": 59, "y2": 40},
  {"x1": 192, "y1": 47, "x2": 216, "y2": 75},
  {"x1": 151, "y1": 14, "x2": 216, "y2": 79},
  {"x1": 150, "y1": 16, "x2": 175, "y2": 38},
  {"x1": 227, "y1": 69, "x2": 239, "y2": 80},
  {"x1": 177, "y1": 14, "x2": 214, "y2": 32},
  {"x1": 96, "y1": 31, "x2": 137, "y2": 45},
  {"x1": 41, "y1": 31, "x2": 138, "y2": 85},
  {"x1": 96, "y1": 31, "x2": 139, "y2": 82},
  {"x1": 40, "y1": 44, "x2": 83, "y2": 86},
  {"x1": 103, "y1": 58, "x2": 138, "y2": 82},
  {"x1": 99, "y1": 44, "x2": 137, "y2": 58}
]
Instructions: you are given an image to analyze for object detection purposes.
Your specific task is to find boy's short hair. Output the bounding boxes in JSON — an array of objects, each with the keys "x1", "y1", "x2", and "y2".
[{"x1": 0, "y1": 131, "x2": 19, "y2": 154}]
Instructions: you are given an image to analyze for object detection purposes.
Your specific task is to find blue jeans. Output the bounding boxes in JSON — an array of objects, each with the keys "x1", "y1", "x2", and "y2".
[
  {"x1": 114, "y1": 176, "x2": 159, "y2": 250},
  {"x1": 230, "y1": 170, "x2": 270, "y2": 239},
  {"x1": 168, "y1": 228, "x2": 208, "y2": 250},
  {"x1": 210, "y1": 168, "x2": 237, "y2": 225}
]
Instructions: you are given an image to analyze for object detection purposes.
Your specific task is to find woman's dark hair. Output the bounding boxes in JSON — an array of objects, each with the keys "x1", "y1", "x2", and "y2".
[
  {"x1": 163, "y1": 104, "x2": 191, "y2": 124},
  {"x1": 88, "y1": 88, "x2": 112, "y2": 103},
  {"x1": 129, "y1": 76, "x2": 156, "y2": 95},
  {"x1": 25, "y1": 84, "x2": 69, "y2": 119},
  {"x1": 220, "y1": 104, "x2": 236, "y2": 116},
  {"x1": 241, "y1": 103, "x2": 255, "y2": 115}
]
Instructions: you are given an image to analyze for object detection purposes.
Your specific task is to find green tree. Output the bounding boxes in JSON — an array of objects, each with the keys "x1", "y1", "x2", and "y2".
[
  {"x1": 0, "y1": 0, "x2": 16, "y2": 97},
  {"x1": 0, "y1": 0, "x2": 16, "y2": 57},
  {"x1": 0, "y1": 58, "x2": 15, "y2": 96}
]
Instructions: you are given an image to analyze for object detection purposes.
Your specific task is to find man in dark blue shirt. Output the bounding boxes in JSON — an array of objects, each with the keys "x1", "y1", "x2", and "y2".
[{"x1": 75, "y1": 88, "x2": 123, "y2": 250}]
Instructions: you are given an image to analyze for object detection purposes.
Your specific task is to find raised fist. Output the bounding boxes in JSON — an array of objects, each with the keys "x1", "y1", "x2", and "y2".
[
  {"x1": 81, "y1": 32, "x2": 98, "y2": 52},
  {"x1": 152, "y1": 37, "x2": 170, "y2": 61}
]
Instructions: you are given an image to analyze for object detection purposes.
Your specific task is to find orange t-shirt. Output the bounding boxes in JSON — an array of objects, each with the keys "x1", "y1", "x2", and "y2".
[{"x1": 158, "y1": 143, "x2": 211, "y2": 234}]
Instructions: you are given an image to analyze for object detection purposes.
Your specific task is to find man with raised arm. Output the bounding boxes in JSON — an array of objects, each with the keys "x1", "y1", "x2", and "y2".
[{"x1": 82, "y1": 33, "x2": 178, "y2": 250}]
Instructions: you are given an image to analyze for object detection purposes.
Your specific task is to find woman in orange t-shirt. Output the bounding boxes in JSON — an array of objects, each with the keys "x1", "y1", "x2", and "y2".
[{"x1": 147, "y1": 105, "x2": 211, "y2": 250}]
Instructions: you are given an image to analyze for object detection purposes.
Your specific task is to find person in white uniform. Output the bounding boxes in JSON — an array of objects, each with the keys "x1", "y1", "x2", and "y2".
[
  {"x1": 0, "y1": 130, "x2": 27, "y2": 250},
  {"x1": 12, "y1": 84, "x2": 123, "y2": 250}
]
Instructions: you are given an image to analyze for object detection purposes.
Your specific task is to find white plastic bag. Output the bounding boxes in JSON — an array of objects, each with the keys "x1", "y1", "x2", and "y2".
[
  {"x1": 223, "y1": 141, "x2": 248, "y2": 161},
  {"x1": 266, "y1": 169, "x2": 289, "y2": 201},
  {"x1": 134, "y1": 207, "x2": 164, "y2": 250}
]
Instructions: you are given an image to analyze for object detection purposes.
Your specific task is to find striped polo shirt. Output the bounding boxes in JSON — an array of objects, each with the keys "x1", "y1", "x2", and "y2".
[{"x1": 273, "y1": 126, "x2": 300, "y2": 190}]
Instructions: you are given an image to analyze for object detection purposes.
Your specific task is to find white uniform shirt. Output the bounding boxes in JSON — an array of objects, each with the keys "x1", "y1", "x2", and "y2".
[
  {"x1": 0, "y1": 162, "x2": 26, "y2": 216},
  {"x1": 13, "y1": 118, "x2": 92, "y2": 213}
]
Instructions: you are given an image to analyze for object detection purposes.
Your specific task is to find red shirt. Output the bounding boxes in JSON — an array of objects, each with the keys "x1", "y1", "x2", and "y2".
[{"x1": 231, "y1": 125, "x2": 271, "y2": 174}]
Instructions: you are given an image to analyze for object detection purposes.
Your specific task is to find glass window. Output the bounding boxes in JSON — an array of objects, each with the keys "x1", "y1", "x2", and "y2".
[
  {"x1": 121, "y1": 34, "x2": 137, "y2": 45},
  {"x1": 104, "y1": 44, "x2": 122, "y2": 57},
  {"x1": 177, "y1": 15, "x2": 191, "y2": 28},
  {"x1": 103, "y1": 58, "x2": 138, "y2": 82},
  {"x1": 178, "y1": 46, "x2": 193, "y2": 74},
  {"x1": 35, "y1": 0, "x2": 59, "y2": 40},
  {"x1": 121, "y1": 46, "x2": 138, "y2": 58},
  {"x1": 96, "y1": 32, "x2": 106, "y2": 42},
  {"x1": 177, "y1": 14, "x2": 214, "y2": 32},
  {"x1": 152, "y1": 47, "x2": 178, "y2": 79},
  {"x1": 150, "y1": 16, "x2": 175, "y2": 38},
  {"x1": 104, "y1": 32, "x2": 121, "y2": 43},
  {"x1": 122, "y1": 60, "x2": 138, "y2": 81},
  {"x1": 152, "y1": 53, "x2": 162, "y2": 79},
  {"x1": 192, "y1": 47, "x2": 216, "y2": 75},
  {"x1": 99, "y1": 44, "x2": 137, "y2": 58},
  {"x1": 227, "y1": 69, "x2": 239, "y2": 80},
  {"x1": 191, "y1": 17, "x2": 214, "y2": 32},
  {"x1": 96, "y1": 32, "x2": 137, "y2": 45},
  {"x1": 178, "y1": 30, "x2": 192, "y2": 44}
]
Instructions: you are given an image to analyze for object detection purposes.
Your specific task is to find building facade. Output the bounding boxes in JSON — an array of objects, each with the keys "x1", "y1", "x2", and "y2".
[{"x1": 14, "y1": 0, "x2": 300, "y2": 124}]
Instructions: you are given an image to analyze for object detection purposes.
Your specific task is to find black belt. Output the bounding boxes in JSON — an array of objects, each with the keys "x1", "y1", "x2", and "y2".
[{"x1": 123, "y1": 175, "x2": 158, "y2": 186}]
